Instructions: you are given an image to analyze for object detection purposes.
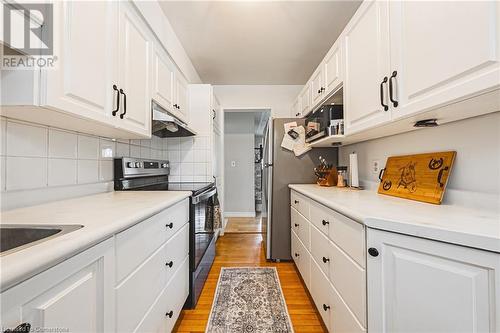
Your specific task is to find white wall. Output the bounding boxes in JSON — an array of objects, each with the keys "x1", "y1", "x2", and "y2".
[
  {"x1": 224, "y1": 112, "x2": 256, "y2": 216},
  {"x1": 214, "y1": 85, "x2": 303, "y2": 118},
  {"x1": 339, "y1": 112, "x2": 500, "y2": 207}
]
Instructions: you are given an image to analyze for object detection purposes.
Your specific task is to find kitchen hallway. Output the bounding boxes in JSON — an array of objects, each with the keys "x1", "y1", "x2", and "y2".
[{"x1": 173, "y1": 233, "x2": 326, "y2": 333}]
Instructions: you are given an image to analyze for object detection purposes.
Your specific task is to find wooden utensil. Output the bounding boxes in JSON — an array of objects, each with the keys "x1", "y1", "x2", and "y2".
[{"x1": 377, "y1": 151, "x2": 456, "y2": 204}]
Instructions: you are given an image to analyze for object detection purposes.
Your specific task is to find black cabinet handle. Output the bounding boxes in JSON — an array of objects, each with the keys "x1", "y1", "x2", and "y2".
[
  {"x1": 166, "y1": 261, "x2": 173, "y2": 268},
  {"x1": 317, "y1": 89, "x2": 321, "y2": 94},
  {"x1": 294, "y1": 200, "x2": 299, "y2": 204},
  {"x1": 112, "y1": 85, "x2": 120, "y2": 116},
  {"x1": 294, "y1": 253, "x2": 299, "y2": 257},
  {"x1": 322, "y1": 256, "x2": 330, "y2": 263},
  {"x1": 378, "y1": 168, "x2": 386, "y2": 181},
  {"x1": 323, "y1": 304, "x2": 330, "y2": 311},
  {"x1": 389, "y1": 71, "x2": 398, "y2": 107},
  {"x1": 119, "y1": 89, "x2": 126, "y2": 119},
  {"x1": 368, "y1": 248, "x2": 379, "y2": 257},
  {"x1": 321, "y1": 87, "x2": 325, "y2": 92},
  {"x1": 294, "y1": 223, "x2": 299, "y2": 227},
  {"x1": 166, "y1": 223, "x2": 173, "y2": 229},
  {"x1": 295, "y1": 113, "x2": 300, "y2": 117},
  {"x1": 322, "y1": 219, "x2": 329, "y2": 226},
  {"x1": 212, "y1": 109, "x2": 216, "y2": 120},
  {"x1": 166, "y1": 310, "x2": 173, "y2": 318},
  {"x1": 3, "y1": 323, "x2": 31, "y2": 332},
  {"x1": 437, "y1": 166, "x2": 449, "y2": 188},
  {"x1": 380, "y1": 77, "x2": 389, "y2": 111}
]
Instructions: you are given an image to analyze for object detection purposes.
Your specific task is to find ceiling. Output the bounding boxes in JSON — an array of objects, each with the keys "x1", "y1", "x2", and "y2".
[{"x1": 159, "y1": 1, "x2": 361, "y2": 85}]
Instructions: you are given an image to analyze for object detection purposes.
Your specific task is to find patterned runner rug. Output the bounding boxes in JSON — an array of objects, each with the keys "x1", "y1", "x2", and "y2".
[{"x1": 206, "y1": 267, "x2": 294, "y2": 333}]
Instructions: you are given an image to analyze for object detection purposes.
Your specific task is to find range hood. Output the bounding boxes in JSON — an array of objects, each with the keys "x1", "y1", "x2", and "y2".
[{"x1": 152, "y1": 102, "x2": 196, "y2": 138}]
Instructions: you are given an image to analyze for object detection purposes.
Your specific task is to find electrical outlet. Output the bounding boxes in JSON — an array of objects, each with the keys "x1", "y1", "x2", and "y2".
[
  {"x1": 231, "y1": 161, "x2": 236, "y2": 167},
  {"x1": 372, "y1": 160, "x2": 381, "y2": 174}
]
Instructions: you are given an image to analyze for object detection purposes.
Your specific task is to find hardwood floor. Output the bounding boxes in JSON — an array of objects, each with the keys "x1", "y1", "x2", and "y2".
[
  {"x1": 173, "y1": 233, "x2": 327, "y2": 333},
  {"x1": 224, "y1": 215, "x2": 264, "y2": 233}
]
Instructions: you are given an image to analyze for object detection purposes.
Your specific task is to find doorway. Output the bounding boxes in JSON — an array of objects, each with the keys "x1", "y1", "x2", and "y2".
[{"x1": 222, "y1": 108, "x2": 271, "y2": 234}]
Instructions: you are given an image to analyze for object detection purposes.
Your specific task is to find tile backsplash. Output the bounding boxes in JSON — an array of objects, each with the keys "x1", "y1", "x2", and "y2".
[{"x1": 0, "y1": 116, "x2": 213, "y2": 196}]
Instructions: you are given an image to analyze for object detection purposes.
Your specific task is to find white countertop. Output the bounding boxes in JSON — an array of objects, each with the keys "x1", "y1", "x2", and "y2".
[
  {"x1": 0, "y1": 191, "x2": 191, "y2": 291},
  {"x1": 289, "y1": 184, "x2": 500, "y2": 253}
]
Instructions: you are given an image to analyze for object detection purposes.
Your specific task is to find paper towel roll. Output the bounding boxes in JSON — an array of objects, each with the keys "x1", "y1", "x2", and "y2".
[{"x1": 349, "y1": 153, "x2": 359, "y2": 188}]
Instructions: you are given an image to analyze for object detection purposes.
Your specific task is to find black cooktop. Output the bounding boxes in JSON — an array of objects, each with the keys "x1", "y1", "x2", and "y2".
[{"x1": 135, "y1": 181, "x2": 214, "y2": 196}]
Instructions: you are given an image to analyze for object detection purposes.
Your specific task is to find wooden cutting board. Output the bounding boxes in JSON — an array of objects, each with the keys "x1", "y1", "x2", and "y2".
[{"x1": 377, "y1": 151, "x2": 456, "y2": 204}]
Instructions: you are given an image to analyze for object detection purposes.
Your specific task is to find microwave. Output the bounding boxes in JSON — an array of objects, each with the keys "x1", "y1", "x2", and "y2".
[{"x1": 305, "y1": 105, "x2": 343, "y2": 143}]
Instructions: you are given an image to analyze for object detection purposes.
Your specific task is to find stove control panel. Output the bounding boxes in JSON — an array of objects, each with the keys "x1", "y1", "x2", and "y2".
[{"x1": 115, "y1": 158, "x2": 170, "y2": 178}]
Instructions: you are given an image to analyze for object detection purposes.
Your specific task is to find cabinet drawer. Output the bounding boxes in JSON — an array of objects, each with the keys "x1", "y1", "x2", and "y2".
[
  {"x1": 291, "y1": 207, "x2": 310, "y2": 249},
  {"x1": 291, "y1": 230, "x2": 311, "y2": 289},
  {"x1": 116, "y1": 224, "x2": 189, "y2": 333},
  {"x1": 291, "y1": 190, "x2": 310, "y2": 219},
  {"x1": 134, "y1": 256, "x2": 189, "y2": 333},
  {"x1": 327, "y1": 235, "x2": 366, "y2": 327},
  {"x1": 310, "y1": 258, "x2": 333, "y2": 329},
  {"x1": 331, "y1": 283, "x2": 366, "y2": 333},
  {"x1": 309, "y1": 199, "x2": 365, "y2": 267},
  {"x1": 310, "y1": 224, "x2": 332, "y2": 278},
  {"x1": 116, "y1": 198, "x2": 189, "y2": 282}
]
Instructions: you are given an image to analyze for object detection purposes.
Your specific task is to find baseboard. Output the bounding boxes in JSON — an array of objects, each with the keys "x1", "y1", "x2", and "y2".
[{"x1": 224, "y1": 211, "x2": 256, "y2": 218}]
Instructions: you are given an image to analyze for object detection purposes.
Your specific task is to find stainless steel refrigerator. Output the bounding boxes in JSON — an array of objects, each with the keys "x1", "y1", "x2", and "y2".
[{"x1": 262, "y1": 118, "x2": 338, "y2": 261}]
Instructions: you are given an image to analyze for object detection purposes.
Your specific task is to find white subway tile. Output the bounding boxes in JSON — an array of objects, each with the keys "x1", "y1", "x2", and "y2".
[
  {"x1": 167, "y1": 138, "x2": 180, "y2": 150},
  {"x1": 207, "y1": 162, "x2": 213, "y2": 176},
  {"x1": 130, "y1": 139, "x2": 141, "y2": 146},
  {"x1": 180, "y1": 137, "x2": 193, "y2": 151},
  {"x1": 181, "y1": 162, "x2": 194, "y2": 176},
  {"x1": 6, "y1": 121, "x2": 48, "y2": 157},
  {"x1": 116, "y1": 142, "x2": 130, "y2": 157},
  {"x1": 170, "y1": 162, "x2": 180, "y2": 176},
  {"x1": 140, "y1": 146, "x2": 151, "y2": 158},
  {"x1": 140, "y1": 139, "x2": 151, "y2": 148},
  {"x1": 180, "y1": 150, "x2": 194, "y2": 163},
  {"x1": 77, "y1": 135, "x2": 99, "y2": 159},
  {"x1": 99, "y1": 160, "x2": 114, "y2": 182},
  {"x1": 193, "y1": 149, "x2": 207, "y2": 163},
  {"x1": 194, "y1": 163, "x2": 206, "y2": 176},
  {"x1": 193, "y1": 176, "x2": 206, "y2": 182},
  {"x1": 116, "y1": 138, "x2": 129, "y2": 144},
  {"x1": 77, "y1": 160, "x2": 98, "y2": 184},
  {"x1": 152, "y1": 136, "x2": 162, "y2": 150},
  {"x1": 0, "y1": 118, "x2": 6, "y2": 156},
  {"x1": 168, "y1": 151, "x2": 180, "y2": 162},
  {"x1": 6, "y1": 157, "x2": 47, "y2": 190},
  {"x1": 169, "y1": 175, "x2": 180, "y2": 182},
  {"x1": 162, "y1": 138, "x2": 169, "y2": 151},
  {"x1": 99, "y1": 138, "x2": 116, "y2": 160},
  {"x1": 130, "y1": 145, "x2": 141, "y2": 158},
  {"x1": 180, "y1": 175, "x2": 194, "y2": 182},
  {"x1": 48, "y1": 129, "x2": 77, "y2": 159},
  {"x1": 193, "y1": 136, "x2": 208, "y2": 149},
  {"x1": 151, "y1": 149, "x2": 162, "y2": 159},
  {"x1": 48, "y1": 158, "x2": 77, "y2": 186}
]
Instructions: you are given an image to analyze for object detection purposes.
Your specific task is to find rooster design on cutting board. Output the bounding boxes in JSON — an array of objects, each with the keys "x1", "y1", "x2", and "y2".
[{"x1": 398, "y1": 162, "x2": 417, "y2": 193}]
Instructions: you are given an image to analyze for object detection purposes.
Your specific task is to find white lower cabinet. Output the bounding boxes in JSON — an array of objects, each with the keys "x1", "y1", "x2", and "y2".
[
  {"x1": 367, "y1": 228, "x2": 500, "y2": 333},
  {"x1": 0, "y1": 200, "x2": 190, "y2": 333},
  {"x1": 0, "y1": 239, "x2": 115, "y2": 333},
  {"x1": 290, "y1": 190, "x2": 366, "y2": 332}
]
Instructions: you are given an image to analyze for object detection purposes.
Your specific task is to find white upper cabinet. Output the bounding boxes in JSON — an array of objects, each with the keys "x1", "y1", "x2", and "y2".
[
  {"x1": 43, "y1": 1, "x2": 117, "y2": 126},
  {"x1": 388, "y1": 1, "x2": 500, "y2": 119},
  {"x1": 324, "y1": 39, "x2": 343, "y2": 96},
  {"x1": 153, "y1": 44, "x2": 175, "y2": 113},
  {"x1": 174, "y1": 73, "x2": 189, "y2": 122},
  {"x1": 299, "y1": 83, "x2": 312, "y2": 116},
  {"x1": 117, "y1": 1, "x2": 152, "y2": 137},
  {"x1": 367, "y1": 228, "x2": 500, "y2": 333},
  {"x1": 344, "y1": 0, "x2": 391, "y2": 135},
  {"x1": 290, "y1": 97, "x2": 301, "y2": 118},
  {"x1": 311, "y1": 66, "x2": 325, "y2": 107}
]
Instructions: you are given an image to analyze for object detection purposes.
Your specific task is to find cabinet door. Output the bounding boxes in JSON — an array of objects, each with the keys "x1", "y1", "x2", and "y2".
[
  {"x1": 367, "y1": 228, "x2": 500, "y2": 333},
  {"x1": 311, "y1": 67, "x2": 325, "y2": 107},
  {"x1": 344, "y1": 1, "x2": 391, "y2": 135},
  {"x1": 174, "y1": 73, "x2": 189, "y2": 122},
  {"x1": 153, "y1": 44, "x2": 174, "y2": 112},
  {"x1": 0, "y1": 239, "x2": 115, "y2": 333},
  {"x1": 299, "y1": 84, "x2": 311, "y2": 116},
  {"x1": 290, "y1": 97, "x2": 300, "y2": 118},
  {"x1": 43, "y1": 1, "x2": 117, "y2": 125},
  {"x1": 389, "y1": 1, "x2": 500, "y2": 119},
  {"x1": 118, "y1": 1, "x2": 152, "y2": 137},
  {"x1": 324, "y1": 40, "x2": 342, "y2": 96}
]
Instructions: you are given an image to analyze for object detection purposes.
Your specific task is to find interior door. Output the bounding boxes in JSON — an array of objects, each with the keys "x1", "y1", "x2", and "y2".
[
  {"x1": 118, "y1": 1, "x2": 152, "y2": 137},
  {"x1": 367, "y1": 228, "x2": 500, "y2": 333},
  {"x1": 389, "y1": 1, "x2": 500, "y2": 119},
  {"x1": 344, "y1": 0, "x2": 391, "y2": 135},
  {"x1": 44, "y1": 1, "x2": 117, "y2": 125}
]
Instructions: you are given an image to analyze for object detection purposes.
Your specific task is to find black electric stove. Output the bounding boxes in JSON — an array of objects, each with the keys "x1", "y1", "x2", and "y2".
[{"x1": 113, "y1": 157, "x2": 217, "y2": 309}]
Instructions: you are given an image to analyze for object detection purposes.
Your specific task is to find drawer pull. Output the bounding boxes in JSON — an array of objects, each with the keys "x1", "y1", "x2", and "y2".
[
  {"x1": 166, "y1": 310, "x2": 174, "y2": 318},
  {"x1": 3, "y1": 323, "x2": 31, "y2": 333},
  {"x1": 322, "y1": 219, "x2": 329, "y2": 226},
  {"x1": 368, "y1": 248, "x2": 379, "y2": 257},
  {"x1": 322, "y1": 304, "x2": 331, "y2": 311},
  {"x1": 322, "y1": 256, "x2": 330, "y2": 263},
  {"x1": 166, "y1": 222, "x2": 174, "y2": 229},
  {"x1": 166, "y1": 261, "x2": 174, "y2": 268},
  {"x1": 294, "y1": 200, "x2": 299, "y2": 204},
  {"x1": 294, "y1": 252, "x2": 300, "y2": 257},
  {"x1": 294, "y1": 223, "x2": 299, "y2": 227}
]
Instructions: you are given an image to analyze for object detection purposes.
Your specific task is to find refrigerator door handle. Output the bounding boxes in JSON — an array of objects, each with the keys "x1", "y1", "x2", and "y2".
[
  {"x1": 264, "y1": 163, "x2": 273, "y2": 168},
  {"x1": 265, "y1": 118, "x2": 274, "y2": 260}
]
